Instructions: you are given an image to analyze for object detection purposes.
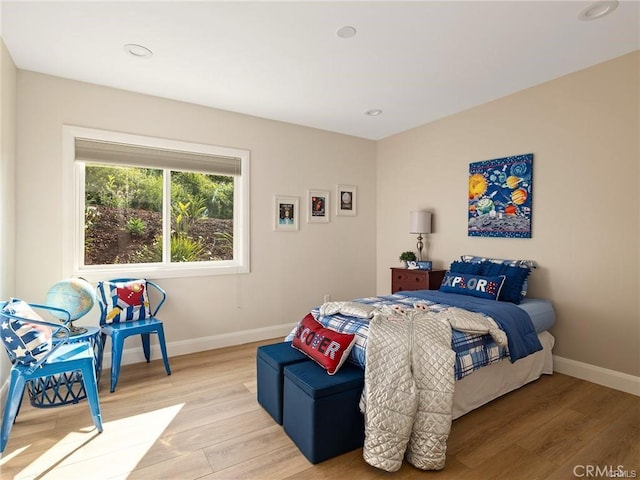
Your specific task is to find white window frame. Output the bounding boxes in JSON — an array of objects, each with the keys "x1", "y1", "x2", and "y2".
[{"x1": 62, "y1": 125, "x2": 250, "y2": 282}]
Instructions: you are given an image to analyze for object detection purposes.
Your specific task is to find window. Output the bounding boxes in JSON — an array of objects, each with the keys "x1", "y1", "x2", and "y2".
[{"x1": 63, "y1": 126, "x2": 250, "y2": 280}]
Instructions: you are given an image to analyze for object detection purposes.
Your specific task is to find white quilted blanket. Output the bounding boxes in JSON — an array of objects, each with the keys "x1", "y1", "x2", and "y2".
[
  {"x1": 360, "y1": 305, "x2": 506, "y2": 471},
  {"x1": 319, "y1": 301, "x2": 377, "y2": 319},
  {"x1": 435, "y1": 306, "x2": 508, "y2": 348}
]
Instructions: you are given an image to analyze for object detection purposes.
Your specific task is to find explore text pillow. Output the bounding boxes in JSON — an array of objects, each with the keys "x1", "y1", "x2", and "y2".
[{"x1": 439, "y1": 273, "x2": 506, "y2": 300}]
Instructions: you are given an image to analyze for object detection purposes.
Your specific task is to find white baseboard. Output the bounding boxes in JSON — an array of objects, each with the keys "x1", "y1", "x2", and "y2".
[
  {"x1": 553, "y1": 355, "x2": 640, "y2": 396},
  {"x1": 6, "y1": 335, "x2": 637, "y2": 406},
  {"x1": 101, "y1": 322, "x2": 295, "y2": 368}
]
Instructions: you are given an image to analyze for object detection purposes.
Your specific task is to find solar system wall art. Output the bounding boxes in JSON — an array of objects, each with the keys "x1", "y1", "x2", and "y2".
[{"x1": 468, "y1": 153, "x2": 533, "y2": 238}]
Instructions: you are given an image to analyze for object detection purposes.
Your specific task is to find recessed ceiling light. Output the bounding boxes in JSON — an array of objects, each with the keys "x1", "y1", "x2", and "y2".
[
  {"x1": 123, "y1": 43, "x2": 153, "y2": 59},
  {"x1": 337, "y1": 26, "x2": 357, "y2": 39},
  {"x1": 365, "y1": 109, "x2": 383, "y2": 116},
  {"x1": 578, "y1": 1, "x2": 618, "y2": 21}
]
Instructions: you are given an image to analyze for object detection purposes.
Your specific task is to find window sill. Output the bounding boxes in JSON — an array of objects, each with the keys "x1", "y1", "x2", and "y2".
[{"x1": 75, "y1": 262, "x2": 249, "y2": 283}]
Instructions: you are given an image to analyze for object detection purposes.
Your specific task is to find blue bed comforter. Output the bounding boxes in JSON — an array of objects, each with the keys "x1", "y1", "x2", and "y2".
[
  {"x1": 397, "y1": 290, "x2": 542, "y2": 362},
  {"x1": 285, "y1": 290, "x2": 545, "y2": 378}
]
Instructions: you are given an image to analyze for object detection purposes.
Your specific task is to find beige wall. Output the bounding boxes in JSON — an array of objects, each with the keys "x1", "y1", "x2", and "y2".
[
  {"x1": 377, "y1": 51, "x2": 640, "y2": 377},
  {"x1": 15, "y1": 72, "x2": 377, "y2": 352},
  {"x1": 6, "y1": 48, "x2": 640, "y2": 383},
  {"x1": 0, "y1": 39, "x2": 17, "y2": 386}
]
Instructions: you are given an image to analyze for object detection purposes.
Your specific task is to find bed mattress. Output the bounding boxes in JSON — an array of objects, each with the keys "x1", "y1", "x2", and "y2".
[{"x1": 517, "y1": 298, "x2": 556, "y2": 333}]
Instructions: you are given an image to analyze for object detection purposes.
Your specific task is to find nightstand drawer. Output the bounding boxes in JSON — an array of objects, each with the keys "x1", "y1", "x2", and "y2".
[{"x1": 390, "y1": 268, "x2": 445, "y2": 294}]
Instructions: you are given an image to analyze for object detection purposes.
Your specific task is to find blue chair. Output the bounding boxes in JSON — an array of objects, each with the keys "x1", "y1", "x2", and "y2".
[
  {"x1": 96, "y1": 278, "x2": 171, "y2": 393},
  {"x1": 0, "y1": 300, "x2": 103, "y2": 457}
]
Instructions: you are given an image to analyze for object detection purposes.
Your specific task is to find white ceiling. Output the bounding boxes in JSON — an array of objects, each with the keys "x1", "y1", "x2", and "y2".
[{"x1": 1, "y1": 1, "x2": 639, "y2": 140}]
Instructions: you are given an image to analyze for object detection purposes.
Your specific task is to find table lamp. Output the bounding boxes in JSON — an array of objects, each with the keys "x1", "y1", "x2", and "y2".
[{"x1": 409, "y1": 211, "x2": 432, "y2": 261}]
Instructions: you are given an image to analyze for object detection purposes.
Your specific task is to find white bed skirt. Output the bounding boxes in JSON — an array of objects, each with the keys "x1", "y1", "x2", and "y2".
[{"x1": 452, "y1": 331, "x2": 555, "y2": 419}]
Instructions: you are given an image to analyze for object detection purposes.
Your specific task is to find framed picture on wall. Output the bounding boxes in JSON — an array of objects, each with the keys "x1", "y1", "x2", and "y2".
[
  {"x1": 307, "y1": 190, "x2": 330, "y2": 223},
  {"x1": 468, "y1": 153, "x2": 533, "y2": 238},
  {"x1": 274, "y1": 195, "x2": 299, "y2": 231},
  {"x1": 336, "y1": 184, "x2": 357, "y2": 216}
]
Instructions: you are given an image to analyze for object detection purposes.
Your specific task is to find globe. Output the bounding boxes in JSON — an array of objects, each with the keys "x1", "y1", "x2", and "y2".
[{"x1": 46, "y1": 277, "x2": 96, "y2": 335}]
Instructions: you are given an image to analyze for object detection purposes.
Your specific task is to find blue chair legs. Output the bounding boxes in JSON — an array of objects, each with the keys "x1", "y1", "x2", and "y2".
[
  {"x1": 1, "y1": 347, "x2": 103, "y2": 456},
  {"x1": 80, "y1": 362, "x2": 103, "y2": 433},
  {"x1": 141, "y1": 333, "x2": 151, "y2": 362},
  {"x1": 156, "y1": 325, "x2": 172, "y2": 377},
  {"x1": 104, "y1": 325, "x2": 171, "y2": 393},
  {"x1": 140, "y1": 328, "x2": 171, "y2": 375},
  {"x1": 1, "y1": 370, "x2": 27, "y2": 455},
  {"x1": 108, "y1": 331, "x2": 125, "y2": 393}
]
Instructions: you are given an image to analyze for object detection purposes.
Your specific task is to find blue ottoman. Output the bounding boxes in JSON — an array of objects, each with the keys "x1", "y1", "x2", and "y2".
[
  {"x1": 283, "y1": 361, "x2": 365, "y2": 464},
  {"x1": 256, "y1": 342, "x2": 310, "y2": 424}
]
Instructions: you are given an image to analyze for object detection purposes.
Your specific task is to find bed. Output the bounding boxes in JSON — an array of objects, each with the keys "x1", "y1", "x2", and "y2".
[
  {"x1": 285, "y1": 290, "x2": 555, "y2": 418},
  {"x1": 283, "y1": 256, "x2": 556, "y2": 470}
]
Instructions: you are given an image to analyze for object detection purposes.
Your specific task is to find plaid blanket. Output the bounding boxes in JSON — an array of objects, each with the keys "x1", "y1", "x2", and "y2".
[{"x1": 285, "y1": 293, "x2": 508, "y2": 380}]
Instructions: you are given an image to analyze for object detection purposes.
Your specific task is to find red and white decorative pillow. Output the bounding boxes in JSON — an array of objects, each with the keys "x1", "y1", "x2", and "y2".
[{"x1": 291, "y1": 313, "x2": 356, "y2": 375}]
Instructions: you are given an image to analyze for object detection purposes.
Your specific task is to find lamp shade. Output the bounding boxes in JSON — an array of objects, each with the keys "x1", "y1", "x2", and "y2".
[{"x1": 409, "y1": 211, "x2": 432, "y2": 234}]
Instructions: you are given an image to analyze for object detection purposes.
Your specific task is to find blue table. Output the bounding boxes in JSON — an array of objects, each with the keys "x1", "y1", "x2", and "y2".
[{"x1": 27, "y1": 326, "x2": 103, "y2": 408}]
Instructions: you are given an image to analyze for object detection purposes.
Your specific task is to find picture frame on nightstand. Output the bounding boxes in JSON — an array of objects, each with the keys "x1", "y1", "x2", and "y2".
[
  {"x1": 416, "y1": 261, "x2": 432, "y2": 271},
  {"x1": 407, "y1": 260, "x2": 432, "y2": 270}
]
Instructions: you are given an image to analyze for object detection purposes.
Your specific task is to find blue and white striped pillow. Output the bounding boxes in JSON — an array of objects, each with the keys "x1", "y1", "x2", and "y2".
[
  {"x1": 0, "y1": 298, "x2": 53, "y2": 366},
  {"x1": 96, "y1": 279, "x2": 151, "y2": 324},
  {"x1": 460, "y1": 255, "x2": 536, "y2": 269}
]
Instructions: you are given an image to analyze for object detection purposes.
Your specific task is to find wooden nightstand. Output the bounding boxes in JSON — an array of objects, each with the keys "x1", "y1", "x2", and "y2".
[{"x1": 391, "y1": 268, "x2": 446, "y2": 294}]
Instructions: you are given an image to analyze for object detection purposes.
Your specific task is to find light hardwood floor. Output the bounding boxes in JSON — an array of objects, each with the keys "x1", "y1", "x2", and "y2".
[{"x1": 1, "y1": 339, "x2": 638, "y2": 479}]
